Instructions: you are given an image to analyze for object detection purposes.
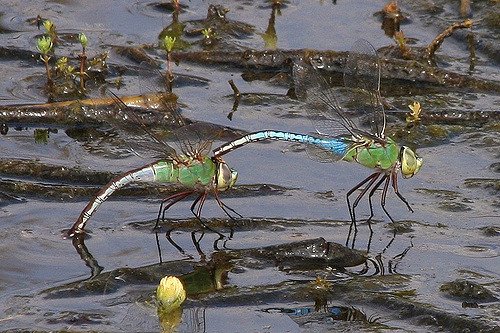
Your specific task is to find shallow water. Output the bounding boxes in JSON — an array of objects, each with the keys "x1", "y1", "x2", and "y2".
[{"x1": 1, "y1": 1, "x2": 499, "y2": 332}]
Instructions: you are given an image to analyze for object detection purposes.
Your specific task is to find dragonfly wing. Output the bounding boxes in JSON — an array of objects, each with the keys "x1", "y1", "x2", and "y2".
[
  {"x1": 292, "y1": 61, "x2": 358, "y2": 138},
  {"x1": 343, "y1": 39, "x2": 386, "y2": 138},
  {"x1": 169, "y1": 123, "x2": 214, "y2": 158},
  {"x1": 108, "y1": 92, "x2": 179, "y2": 159},
  {"x1": 169, "y1": 122, "x2": 242, "y2": 159},
  {"x1": 304, "y1": 141, "x2": 345, "y2": 163}
]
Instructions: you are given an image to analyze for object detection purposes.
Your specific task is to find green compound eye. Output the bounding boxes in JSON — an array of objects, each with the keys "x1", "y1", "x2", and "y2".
[
  {"x1": 217, "y1": 162, "x2": 238, "y2": 191},
  {"x1": 400, "y1": 146, "x2": 423, "y2": 179}
]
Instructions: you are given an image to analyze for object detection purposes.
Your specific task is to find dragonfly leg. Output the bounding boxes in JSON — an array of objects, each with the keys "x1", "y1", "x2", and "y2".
[
  {"x1": 391, "y1": 170, "x2": 414, "y2": 213},
  {"x1": 190, "y1": 192, "x2": 226, "y2": 238},
  {"x1": 212, "y1": 192, "x2": 237, "y2": 241},
  {"x1": 161, "y1": 191, "x2": 193, "y2": 222},
  {"x1": 213, "y1": 190, "x2": 243, "y2": 221},
  {"x1": 380, "y1": 175, "x2": 395, "y2": 223},
  {"x1": 366, "y1": 175, "x2": 388, "y2": 231},
  {"x1": 190, "y1": 192, "x2": 206, "y2": 221},
  {"x1": 155, "y1": 191, "x2": 193, "y2": 229},
  {"x1": 346, "y1": 172, "x2": 380, "y2": 247},
  {"x1": 155, "y1": 230, "x2": 163, "y2": 264},
  {"x1": 364, "y1": 174, "x2": 387, "y2": 252}
]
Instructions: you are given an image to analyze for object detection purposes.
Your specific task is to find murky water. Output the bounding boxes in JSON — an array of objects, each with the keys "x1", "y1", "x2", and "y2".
[{"x1": 1, "y1": 0, "x2": 499, "y2": 332}]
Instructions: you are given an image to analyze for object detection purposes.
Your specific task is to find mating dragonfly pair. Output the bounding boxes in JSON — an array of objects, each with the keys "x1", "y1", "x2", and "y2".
[{"x1": 67, "y1": 40, "x2": 422, "y2": 248}]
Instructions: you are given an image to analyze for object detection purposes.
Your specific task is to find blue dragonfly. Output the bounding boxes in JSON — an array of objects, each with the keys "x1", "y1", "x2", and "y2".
[{"x1": 213, "y1": 40, "x2": 422, "y2": 247}]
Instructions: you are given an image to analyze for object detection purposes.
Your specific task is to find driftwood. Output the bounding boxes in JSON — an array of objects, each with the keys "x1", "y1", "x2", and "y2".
[{"x1": 0, "y1": 93, "x2": 179, "y2": 125}]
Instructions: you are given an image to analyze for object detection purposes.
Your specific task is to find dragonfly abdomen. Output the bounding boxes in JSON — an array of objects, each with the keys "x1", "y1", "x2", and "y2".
[
  {"x1": 69, "y1": 163, "x2": 160, "y2": 235},
  {"x1": 213, "y1": 130, "x2": 348, "y2": 157},
  {"x1": 69, "y1": 158, "x2": 218, "y2": 236}
]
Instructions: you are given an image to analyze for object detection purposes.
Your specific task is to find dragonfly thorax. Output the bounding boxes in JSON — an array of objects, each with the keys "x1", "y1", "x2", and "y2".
[{"x1": 400, "y1": 146, "x2": 423, "y2": 179}]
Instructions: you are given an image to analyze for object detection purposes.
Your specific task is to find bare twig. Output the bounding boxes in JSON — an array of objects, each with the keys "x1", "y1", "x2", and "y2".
[
  {"x1": 466, "y1": 32, "x2": 476, "y2": 73},
  {"x1": 78, "y1": 53, "x2": 87, "y2": 91},
  {"x1": 228, "y1": 79, "x2": 241, "y2": 97},
  {"x1": 425, "y1": 19, "x2": 473, "y2": 61},
  {"x1": 227, "y1": 79, "x2": 241, "y2": 120}
]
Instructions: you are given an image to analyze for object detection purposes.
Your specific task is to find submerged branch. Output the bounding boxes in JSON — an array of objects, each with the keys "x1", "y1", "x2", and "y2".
[{"x1": 172, "y1": 49, "x2": 500, "y2": 93}]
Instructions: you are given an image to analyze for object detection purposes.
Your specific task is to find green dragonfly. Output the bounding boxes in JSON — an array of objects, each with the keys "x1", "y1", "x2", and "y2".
[
  {"x1": 213, "y1": 39, "x2": 422, "y2": 246},
  {"x1": 67, "y1": 94, "x2": 238, "y2": 238}
]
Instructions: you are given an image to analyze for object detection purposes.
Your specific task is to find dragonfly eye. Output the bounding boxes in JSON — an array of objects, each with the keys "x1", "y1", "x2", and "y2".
[
  {"x1": 400, "y1": 146, "x2": 423, "y2": 179},
  {"x1": 216, "y1": 162, "x2": 238, "y2": 191}
]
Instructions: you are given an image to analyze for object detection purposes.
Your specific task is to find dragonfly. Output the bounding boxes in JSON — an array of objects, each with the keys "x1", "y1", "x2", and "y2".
[
  {"x1": 213, "y1": 39, "x2": 422, "y2": 246},
  {"x1": 67, "y1": 93, "x2": 238, "y2": 238}
]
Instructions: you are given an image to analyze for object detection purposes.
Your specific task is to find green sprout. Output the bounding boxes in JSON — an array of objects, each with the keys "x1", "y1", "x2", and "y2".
[
  {"x1": 55, "y1": 57, "x2": 75, "y2": 77},
  {"x1": 42, "y1": 20, "x2": 53, "y2": 34},
  {"x1": 55, "y1": 56, "x2": 68, "y2": 69},
  {"x1": 156, "y1": 276, "x2": 186, "y2": 312},
  {"x1": 36, "y1": 36, "x2": 53, "y2": 83},
  {"x1": 394, "y1": 31, "x2": 413, "y2": 59},
  {"x1": 162, "y1": 36, "x2": 176, "y2": 53},
  {"x1": 156, "y1": 276, "x2": 185, "y2": 332},
  {"x1": 36, "y1": 35, "x2": 53, "y2": 55},
  {"x1": 42, "y1": 19, "x2": 58, "y2": 43},
  {"x1": 162, "y1": 36, "x2": 176, "y2": 92},
  {"x1": 78, "y1": 33, "x2": 88, "y2": 49},
  {"x1": 201, "y1": 28, "x2": 213, "y2": 39}
]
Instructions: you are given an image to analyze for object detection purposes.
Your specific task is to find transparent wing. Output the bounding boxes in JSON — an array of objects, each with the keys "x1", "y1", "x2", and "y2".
[
  {"x1": 304, "y1": 140, "x2": 343, "y2": 163},
  {"x1": 292, "y1": 60, "x2": 359, "y2": 163},
  {"x1": 110, "y1": 93, "x2": 238, "y2": 161},
  {"x1": 107, "y1": 56, "x2": 222, "y2": 161},
  {"x1": 169, "y1": 122, "x2": 228, "y2": 158},
  {"x1": 293, "y1": 61, "x2": 358, "y2": 140},
  {"x1": 110, "y1": 49, "x2": 241, "y2": 162},
  {"x1": 109, "y1": 92, "x2": 179, "y2": 160},
  {"x1": 343, "y1": 39, "x2": 386, "y2": 138}
]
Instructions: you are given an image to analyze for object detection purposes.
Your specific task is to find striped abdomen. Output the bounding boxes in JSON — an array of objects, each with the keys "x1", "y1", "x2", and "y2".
[
  {"x1": 213, "y1": 130, "x2": 348, "y2": 157},
  {"x1": 69, "y1": 157, "x2": 217, "y2": 236}
]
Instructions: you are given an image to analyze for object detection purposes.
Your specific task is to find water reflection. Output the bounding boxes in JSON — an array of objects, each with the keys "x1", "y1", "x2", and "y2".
[
  {"x1": 162, "y1": 307, "x2": 209, "y2": 333},
  {"x1": 375, "y1": 1, "x2": 407, "y2": 37},
  {"x1": 64, "y1": 227, "x2": 414, "y2": 331},
  {"x1": 71, "y1": 233, "x2": 104, "y2": 279},
  {"x1": 70, "y1": 212, "x2": 415, "y2": 281},
  {"x1": 158, "y1": 306, "x2": 183, "y2": 333},
  {"x1": 71, "y1": 226, "x2": 372, "y2": 280},
  {"x1": 156, "y1": 228, "x2": 232, "y2": 262},
  {"x1": 264, "y1": 301, "x2": 381, "y2": 324},
  {"x1": 261, "y1": 1, "x2": 281, "y2": 50},
  {"x1": 71, "y1": 230, "x2": 233, "y2": 290},
  {"x1": 354, "y1": 236, "x2": 413, "y2": 276}
]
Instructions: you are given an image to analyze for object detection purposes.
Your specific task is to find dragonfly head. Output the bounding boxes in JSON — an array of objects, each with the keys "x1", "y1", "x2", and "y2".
[
  {"x1": 216, "y1": 161, "x2": 238, "y2": 191},
  {"x1": 399, "y1": 146, "x2": 423, "y2": 179}
]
